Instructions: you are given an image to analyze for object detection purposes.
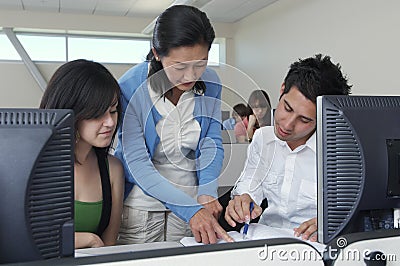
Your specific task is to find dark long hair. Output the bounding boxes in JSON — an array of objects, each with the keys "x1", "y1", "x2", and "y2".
[
  {"x1": 40, "y1": 59, "x2": 121, "y2": 155},
  {"x1": 248, "y1": 89, "x2": 271, "y2": 127},
  {"x1": 146, "y1": 5, "x2": 215, "y2": 96}
]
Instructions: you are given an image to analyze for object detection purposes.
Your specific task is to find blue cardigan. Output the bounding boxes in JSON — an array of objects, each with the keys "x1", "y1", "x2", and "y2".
[{"x1": 114, "y1": 62, "x2": 224, "y2": 222}]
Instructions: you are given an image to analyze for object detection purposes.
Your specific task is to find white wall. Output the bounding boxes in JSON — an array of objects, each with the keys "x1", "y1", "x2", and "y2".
[
  {"x1": 0, "y1": 62, "x2": 132, "y2": 108},
  {"x1": 2, "y1": 0, "x2": 400, "y2": 108},
  {"x1": 233, "y1": 0, "x2": 400, "y2": 107}
]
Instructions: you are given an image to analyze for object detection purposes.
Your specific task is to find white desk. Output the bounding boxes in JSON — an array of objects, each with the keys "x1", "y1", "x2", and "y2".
[
  {"x1": 75, "y1": 242, "x2": 182, "y2": 257},
  {"x1": 72, "y1": 239, "x2": 324, "y2": 266}
]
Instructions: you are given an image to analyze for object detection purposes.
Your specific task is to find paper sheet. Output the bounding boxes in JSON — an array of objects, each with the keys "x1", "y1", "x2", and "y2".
[
  {"x1": 180, "y1": 231, "x2": 246, "y2": 246},
  {"x1": 180, "y1": 223, "x2": 326, "y2": 253}
]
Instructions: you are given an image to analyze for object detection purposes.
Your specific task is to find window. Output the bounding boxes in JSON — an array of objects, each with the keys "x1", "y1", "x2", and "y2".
[
  {"x1": 67, "y1": 37, "x2": 149, "y2": 64},
  {"x1": 0, "y1": 30, "x2": 224, "y2": 65},
  {"x1": 17, "y1": 34, "x2": 66, "y2": 61},
  {"x1": 208, "y1": 43, "x2": 220, "y2": 66},
  {"x1": 1, "y1": 31, "x2": 151, "y2": 64},
  {"x1": 0, "y1": 33, "x2": 21, "y2": 60}
]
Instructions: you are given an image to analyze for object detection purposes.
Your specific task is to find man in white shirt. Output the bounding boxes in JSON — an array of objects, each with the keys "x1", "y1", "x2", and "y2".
[{"x1": 224, "y1": 54, "x2": 352, "y2": 241}]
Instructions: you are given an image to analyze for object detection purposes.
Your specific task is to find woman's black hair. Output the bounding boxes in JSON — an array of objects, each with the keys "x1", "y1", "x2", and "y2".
[
  {"x1": 40, "y1": 59, "x2": 121, "y2": 156},
  {"x1": 233, "y1": 103, "x2": 252, "y2": 118},
  {"x1": 248, "y1": 89, "x2": 271, "y2": 109},
  {"x1": 146, "y1": 5, "x2": 215, "y2": 96},
  {"x1": 248, "y1": 89, "x2": 271, "y2": 127}
]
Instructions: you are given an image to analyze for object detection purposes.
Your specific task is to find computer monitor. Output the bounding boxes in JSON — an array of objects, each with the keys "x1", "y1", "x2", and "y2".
[
  {"x1": 0, "y1": 108, "x2": 75, "y2": 264},
  {"x1": 317, "y1": 95, "x2": 400, "y2": 244},
  {"x1": 221, "y1": 110, "x2": 231, "y2": 123}
]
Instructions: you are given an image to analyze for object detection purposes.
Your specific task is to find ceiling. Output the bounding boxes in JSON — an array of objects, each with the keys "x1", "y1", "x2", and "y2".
[{"x1": 0, "y1": 0, "x2": 278, "y2": 23}]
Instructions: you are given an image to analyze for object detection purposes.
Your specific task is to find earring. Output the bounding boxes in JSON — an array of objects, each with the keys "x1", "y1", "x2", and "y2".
[
  {"x1": 155, "y1": 56, "x2": 160, "y2": 61},
  {"x1": 75, "y1": 132, "x2": 80, "y2": 144}
]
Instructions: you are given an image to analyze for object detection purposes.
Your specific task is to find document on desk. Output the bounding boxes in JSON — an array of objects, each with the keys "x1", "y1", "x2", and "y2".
[
  {"x1": 180, "y1": 231, "x2": 246, "y2": 246},
  {"x1": 180, "y1": 223, "x2": 326, "y2": 253}
]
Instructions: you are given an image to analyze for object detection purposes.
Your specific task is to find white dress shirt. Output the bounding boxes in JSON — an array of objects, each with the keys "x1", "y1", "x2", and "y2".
[
  {"x1": 232, "y1": 126, "x2": 317, "y2": 229},
  {"x1": 125, "y1": 85, "x2": 201, "y2": 210}
]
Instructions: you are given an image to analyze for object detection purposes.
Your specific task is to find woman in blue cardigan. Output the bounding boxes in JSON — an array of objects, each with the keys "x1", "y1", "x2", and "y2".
[{"x1": 114, "y1": 5, "x2": 233, "y2": 245}]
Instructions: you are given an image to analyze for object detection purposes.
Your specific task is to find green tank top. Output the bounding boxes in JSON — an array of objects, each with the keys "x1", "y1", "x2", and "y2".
[{"x1": 74, "y1": 200, "x2": 103, "y2": 233}]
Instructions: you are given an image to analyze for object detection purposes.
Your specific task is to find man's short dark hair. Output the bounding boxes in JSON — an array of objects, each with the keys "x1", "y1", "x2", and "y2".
[{"x1": 281, "y1": 54, "x2": 352, "y2": 102}]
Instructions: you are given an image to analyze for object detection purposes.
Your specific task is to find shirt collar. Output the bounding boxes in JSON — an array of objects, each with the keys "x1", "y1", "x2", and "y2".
[
  {"x1": 148, "y1": 81, "x2": 195, "y2": 103},
  {"x1": 306, "y1": 131, "x2": 316, "y2": 153},
  {"x1": 148, "y1": 80, "x2": 161, "y2": 100},
  {"x1": 274, "y1": 130, "x2": 316, "y2": 153}
]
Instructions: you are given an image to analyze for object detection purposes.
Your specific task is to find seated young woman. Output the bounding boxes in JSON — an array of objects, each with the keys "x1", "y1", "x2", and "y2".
[{"x1": 40, "y1": 59, "x2": 124, "y2": 249}]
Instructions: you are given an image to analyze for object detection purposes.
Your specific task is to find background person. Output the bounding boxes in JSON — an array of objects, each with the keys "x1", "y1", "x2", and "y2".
[
  {"x1": 40, "y1": 59, "x2": 125, "y2": 249},
  {"x1": 222, "y1": 103, "x2": 250, "y2": 130},
  {"x1": 246, "y1": 89, "x2": 272, "y2": 142},
  {"x1": 222, "y1": 115, "x2": 235, "y2": 130},
  {"x1": 232, "y1": 103, "x2": 252, "y2": 143}
]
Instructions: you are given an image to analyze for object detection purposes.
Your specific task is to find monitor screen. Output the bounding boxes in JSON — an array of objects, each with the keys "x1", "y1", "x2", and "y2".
[
  {"x1": 0, "y1": 108, "x2": 75, "y2": 264},
  {"x1": 317, "y1": 95, "x2": 400, "y2": 244}
]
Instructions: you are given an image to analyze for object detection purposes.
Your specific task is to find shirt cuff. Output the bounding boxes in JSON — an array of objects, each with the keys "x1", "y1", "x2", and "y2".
[{"x1": 231, "y1": 185, "x2": 263, "y2": 206}]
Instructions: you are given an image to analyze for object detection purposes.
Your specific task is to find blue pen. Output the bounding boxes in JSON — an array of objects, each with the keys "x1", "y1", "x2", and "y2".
[{"x1": 242, "y1": 202, "x2": 254, "y2": 239}]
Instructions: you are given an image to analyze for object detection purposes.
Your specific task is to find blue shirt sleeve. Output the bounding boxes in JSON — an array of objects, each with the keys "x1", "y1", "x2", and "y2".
[
  {"x1": 195, "y1": 69, "x2": 224, "y2": 198},
  {"x1": 114, "y1": 63, "x2": 203, "y2": 223}
]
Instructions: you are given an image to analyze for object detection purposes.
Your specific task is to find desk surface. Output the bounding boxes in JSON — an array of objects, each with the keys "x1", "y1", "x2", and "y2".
[
  {"x1": 75, "y1": 242, "x2": 182, "y2": 257},
  {"x1": 69, "y1": 238, "x2": 324, "y2": 266}
]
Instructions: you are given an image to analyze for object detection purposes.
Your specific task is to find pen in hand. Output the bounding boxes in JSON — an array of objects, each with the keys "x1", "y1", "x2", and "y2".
[{"x1": 242, "y1": 202, "x2": 254, "y2": 239}]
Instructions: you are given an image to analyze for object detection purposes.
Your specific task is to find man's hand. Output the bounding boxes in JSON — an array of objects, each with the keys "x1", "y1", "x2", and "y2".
[
  {"x1": 189, "y1": 208, "x2": 234, "y2": 244},
  {"x1": 197, "y1": 195, "x2": 223, "y2": 219},
  {"x1": 293, "y1": 217, "x2": 317, "y2": 242},
  {"x1": 224, "y1": 194, "x2": 263, "y2": 227}
]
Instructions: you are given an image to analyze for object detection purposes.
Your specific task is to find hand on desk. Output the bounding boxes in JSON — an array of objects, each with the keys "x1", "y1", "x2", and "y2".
[
  {"x1": 197, "y1": 194, "x2": 223, "y2": 219},
  {"x1": 189, "y1": 208, "x2": 234, "y2": 244},
  {"x1": 75, "y1": 232, "x2": 105, "y2": 249},
  {"x1": 293, "y1": 217, "x2": 318, "y2": 242},
  {"x1": 224, "y1": 193, "x2": 263, "y2": 227}
]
